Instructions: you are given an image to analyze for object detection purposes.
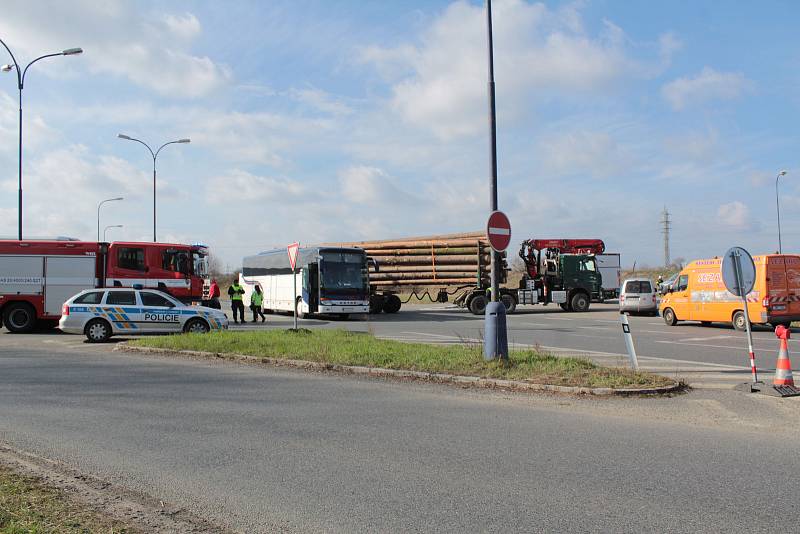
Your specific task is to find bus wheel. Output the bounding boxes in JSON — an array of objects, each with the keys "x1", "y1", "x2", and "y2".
[
  {"x1": 3, "y1": 302, "x2": 37, "y2": 333},
  {"x1": 732, "y1": 311, "x2": 747, "y2": 331},
  {"x1": 662, "y1": 308, "x2": 677, "y2": 326},
  {"x1": 383, "y1": 295, "x2": 401, "y2": 314}
]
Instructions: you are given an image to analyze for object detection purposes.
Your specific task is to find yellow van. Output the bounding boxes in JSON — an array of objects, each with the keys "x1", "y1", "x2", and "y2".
[{"x1": 659, "y1": 254, "x2": 800, "y2": 330}]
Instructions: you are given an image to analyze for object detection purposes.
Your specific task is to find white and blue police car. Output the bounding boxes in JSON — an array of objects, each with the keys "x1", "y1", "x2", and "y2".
[{"x1": 59, "y1": 287, "x2": 228, "y2": 342}]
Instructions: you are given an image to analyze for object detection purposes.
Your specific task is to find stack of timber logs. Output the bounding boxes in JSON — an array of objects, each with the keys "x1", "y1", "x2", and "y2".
[{"x1": 326, "y1": 231, "x2": 506, "y2": 288}]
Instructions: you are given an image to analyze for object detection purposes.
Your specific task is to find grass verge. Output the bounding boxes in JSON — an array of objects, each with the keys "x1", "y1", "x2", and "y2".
[
  {"x1": 131, "y1": 329, "x2": 673, "y2": 389},
  {"x1": 0, "y1": 465, "x2": 134, "y2": 533}
]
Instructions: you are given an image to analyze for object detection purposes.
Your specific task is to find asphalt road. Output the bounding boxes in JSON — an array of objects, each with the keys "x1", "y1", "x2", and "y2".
[{"x1": 2, "y1": 340, "x2": 800, "y2": 533}]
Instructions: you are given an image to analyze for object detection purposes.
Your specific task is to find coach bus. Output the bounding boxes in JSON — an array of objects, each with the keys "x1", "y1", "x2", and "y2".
[{"x1": 240, "y1": 246, "x2": 370, "y2": 319}]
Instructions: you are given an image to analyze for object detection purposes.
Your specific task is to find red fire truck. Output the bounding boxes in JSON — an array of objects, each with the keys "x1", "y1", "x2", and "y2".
[{"x1": 0, "y1": 239, "x2": 210, "y2": 332}]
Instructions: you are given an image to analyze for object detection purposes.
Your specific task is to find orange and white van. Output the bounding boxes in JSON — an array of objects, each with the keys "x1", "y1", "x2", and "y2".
[{"x1": 659, "y1": 254, "x2": 800, "y2": 330}]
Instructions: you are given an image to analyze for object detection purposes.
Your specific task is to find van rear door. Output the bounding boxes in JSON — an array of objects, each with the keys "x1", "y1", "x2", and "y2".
[
  {"x1": 766, "y1": 255, "x2": 794, "y2": 319},
  {"x1": 783, "y1": 255, "x2": 800, "y2": 316}
]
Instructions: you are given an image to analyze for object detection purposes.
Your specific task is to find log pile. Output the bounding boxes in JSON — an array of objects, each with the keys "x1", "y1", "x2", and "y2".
[{"x1": 326, "y1": 231, "x2": 506, "y2": 288}]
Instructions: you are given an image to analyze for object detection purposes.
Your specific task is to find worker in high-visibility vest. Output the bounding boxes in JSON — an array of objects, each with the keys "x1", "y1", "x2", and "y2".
[
  {"x1": 250, "y1": 284, "x2": 266, "y2": 323},
  {"x1": 228, "y1": 276, "x2": 246, "y2": 324}
]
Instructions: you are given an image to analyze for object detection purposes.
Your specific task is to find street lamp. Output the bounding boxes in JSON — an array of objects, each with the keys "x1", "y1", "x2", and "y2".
[
  {"x1": 117, "y1": 134, "x2": 190, "y2": 242},
  {"x1": 0, "y1": 39, "x2": 83, "y2": 240},
  {"x1": 97, "y1": 197, "x2": 123, "y2": 241},
  {"x1": 103, "y1": 224, "x2": 122, "y2": 242},
  {"x1": 776, "y1": 170, "x2": 788, "y2": 254}
]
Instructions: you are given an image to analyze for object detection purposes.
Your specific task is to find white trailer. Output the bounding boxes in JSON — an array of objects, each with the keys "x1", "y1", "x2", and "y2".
[
  {"x1": 240, "y1": 246, "x2": 370, "y2": 319},
  {"x1": 596, "y1": 253, "x2": 621, "y2": 300}
]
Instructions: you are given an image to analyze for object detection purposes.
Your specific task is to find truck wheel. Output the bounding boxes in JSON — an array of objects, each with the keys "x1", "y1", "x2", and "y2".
[
  {"x1": 3, "y1": 302, "x2": 36, "y2": 333},
  {"x1": 183, "y1": 318, "x2": 210, "y2": 334},
  {"x1": 468, "y1": 295, "x2": 488, "y2": 315},
  {"x1": 370, "y1": 295, "x2": 385, "y2": 314},
  {"x1": 662, "y1": 308, "x2": 677, "y2": 326},
  {"x1": 732, "y1": 311, "x2": 748, "y2": 331},
  {"x1": 84, "y1": 319, "x2": 112, "y2": 342},
  {"x1": 383, "y1": 295, "x2": 402, "y2": 314},
  {"x1": 559, "y1": 302, "x2": 571, "y2": 311},
  {"x1": 570, "y1": 292, "x2": 590, "y2": 313},
  {"x1": 501, "y1": 294, "x2": 516, "y2": 314}
]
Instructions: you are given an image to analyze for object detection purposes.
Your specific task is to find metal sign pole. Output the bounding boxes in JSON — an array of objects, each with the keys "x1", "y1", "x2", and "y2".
[
  {"x1": 293, "y1": 267, "x2": 298, "y2": 330},
  {"x1": 732, "y1": 249, "x2": 757, "y2": 383}
]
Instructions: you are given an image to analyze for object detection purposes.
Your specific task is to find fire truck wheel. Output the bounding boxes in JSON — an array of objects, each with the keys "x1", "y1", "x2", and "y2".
[
  {"x1": 383, "y1": 295, "x2": 402, "y2": 314},
  {"x1": 732, "y1": 311, "x2": 747, "y2": 331},
  {"x1": 570, "y1": 292, "x2": 590, "y2": 313},
  {"x1": 184, "y1": 318, "x2": 210, "y2": 334},
  {"x1": 501, "y1": 294, "x2": 517, "y2": 314},
  {"x1": 468, "y1": 294, "x2": 488, "y2": 315},
  {"x1": 3, "y1": 303, "x2": 37, "y2": 333},
  {"x1": 84, "y1": 319, "x2": 112, "y2": 343}
]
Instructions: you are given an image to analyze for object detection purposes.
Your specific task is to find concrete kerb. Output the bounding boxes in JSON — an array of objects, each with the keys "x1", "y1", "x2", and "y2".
[{"x1": 116, "y1": 344, "x2": 685, "y2": 397}]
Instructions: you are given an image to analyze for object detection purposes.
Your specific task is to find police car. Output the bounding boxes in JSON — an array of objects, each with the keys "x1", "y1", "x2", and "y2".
[{"x1": 59, "y1": 287, "x2": 228, "y2": 342}]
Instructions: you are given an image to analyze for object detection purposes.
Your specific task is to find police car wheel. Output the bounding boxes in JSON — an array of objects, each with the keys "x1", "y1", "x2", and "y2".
[
  {"x1": 85, "y1": 319, "x2": 111, "y2": 342},
  {"x1": 184, "y1": 318, "x2": 210, "y2": 334}
]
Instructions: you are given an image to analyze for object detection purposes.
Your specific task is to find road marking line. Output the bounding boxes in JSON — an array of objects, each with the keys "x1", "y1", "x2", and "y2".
[
  {"x1": 680, "y1": 335, "x2": 736, "y2": 342},
  {"x1": 654, "y1": 339, "x2": 798, "y2": 354}
]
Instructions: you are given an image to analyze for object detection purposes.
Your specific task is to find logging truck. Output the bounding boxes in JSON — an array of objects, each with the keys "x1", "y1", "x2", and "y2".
[{"x1": 329, "y1": 234, "x2": 605, "y2": 315}]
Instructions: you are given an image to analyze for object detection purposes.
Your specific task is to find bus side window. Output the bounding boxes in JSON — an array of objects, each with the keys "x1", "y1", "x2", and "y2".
[{"x1": 302, "y1": 266, "x2": 309, "y2": 292}]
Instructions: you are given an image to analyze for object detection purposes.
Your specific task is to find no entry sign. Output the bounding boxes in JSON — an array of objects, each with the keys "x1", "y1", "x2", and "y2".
[
  {"x1": 486, "y1": 211, "x2": 511, "y2": 252},
  {"x1": 287, "y1": 242, "x2": 299, "y2": 270}
]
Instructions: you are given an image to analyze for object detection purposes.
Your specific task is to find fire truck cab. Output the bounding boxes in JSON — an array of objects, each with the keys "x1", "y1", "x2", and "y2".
[{"x1": 0, "y1": 239, "x2": 209, "y2": 333}]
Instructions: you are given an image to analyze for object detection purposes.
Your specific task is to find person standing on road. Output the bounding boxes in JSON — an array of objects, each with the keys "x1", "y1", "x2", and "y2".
[
  {"x1": 250, "y1": 284, "x2": 266, "y2": 323},
  {"x1": 207, "y1": 279, "x2": 221, "y2": 309},
  {"x1": 228, "y1": 276, "x2": 246, "y2": 324}
]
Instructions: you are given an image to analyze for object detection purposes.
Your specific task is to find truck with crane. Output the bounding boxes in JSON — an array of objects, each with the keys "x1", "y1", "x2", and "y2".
[
  {"x1": 329, "y1": 234, "x2": 607, "y2": 315},
  {"x1": 0, "y1": 239, "x2": 210, "y2": 332}
]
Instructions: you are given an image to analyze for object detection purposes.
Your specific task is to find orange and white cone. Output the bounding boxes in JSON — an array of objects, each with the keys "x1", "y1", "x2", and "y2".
[{"x1": 773, "y1": 325, "x2": 795, "y2": 387}]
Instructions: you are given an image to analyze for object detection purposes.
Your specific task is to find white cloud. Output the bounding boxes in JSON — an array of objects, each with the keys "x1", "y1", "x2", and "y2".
[
  {"x1": 290, "y1": 88, "x2": 353, "y2": 116},
  {"x1": 536, "y1": 130, "x2": 630, "y2": 178},
  {"x1": 338, "y1": 165, "x2": 419, "y2": 205},
  {"x1": 662, "y1": 67, "x2": 752, "y2": 111},
  {"x1": 205, "y1": 169, "x2": 307, "y2": 204},
  {"x1": 717, "y1": 201, "x2": 754, "y2": 230},
  {"x1": 361, "y1": 0, "x2": 637, "y2": 140},
  {"x1": 0, "y1": 1, "x2": 229, "y2": 97}
]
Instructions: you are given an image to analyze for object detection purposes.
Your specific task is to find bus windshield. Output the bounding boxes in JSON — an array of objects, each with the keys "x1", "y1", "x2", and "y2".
[{"x1": 319, "y1": 251, "x2": 367, "y2": 297}]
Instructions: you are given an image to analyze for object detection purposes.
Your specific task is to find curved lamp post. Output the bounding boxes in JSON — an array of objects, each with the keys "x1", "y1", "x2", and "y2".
[
  {"x1": 776, "y1": 170, "x2": 788, "y2": 254},
  {"x1": 103, "y1": 224, "x2": 122, "y2": 242},
  {"x1": 97, "y1": 197, "x2": 123, "y2": 241},
  {"x1": 0, "y1": 40, "x2": 83, "y2": 240},
  {"x1": 117, "y1": 134, "x2": 190, "y2": 242}
]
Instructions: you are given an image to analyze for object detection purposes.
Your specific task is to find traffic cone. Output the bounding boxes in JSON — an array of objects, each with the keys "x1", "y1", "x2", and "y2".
[{"x1": 773, "y1": 325, "x2": 795, "y2": 387}]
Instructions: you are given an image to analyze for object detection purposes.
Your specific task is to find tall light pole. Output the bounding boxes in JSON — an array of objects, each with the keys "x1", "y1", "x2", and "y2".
[
  {"x1": 483, "y1": 0, "x2": 508, "y2": 361},
  {"x1": 117, "y1": 134, "x2": 190, "y2": 242},
  {"x1": 97, "y1": 197, "x2": 123, "y2": 241},
  {"x1": 103, "y1": 224, "x2": 122, "y2": 242},
  {"x1": 0, "y1": 40, "x2": 83, "y2": 241},
  {"x1": 776, "y1": 170, "x2": 788, "y2": 254}
]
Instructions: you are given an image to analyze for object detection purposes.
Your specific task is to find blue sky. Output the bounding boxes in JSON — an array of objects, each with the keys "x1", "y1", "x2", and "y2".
[{"x1": 0, "y1": 0, "x2": 798, "y2": 269}]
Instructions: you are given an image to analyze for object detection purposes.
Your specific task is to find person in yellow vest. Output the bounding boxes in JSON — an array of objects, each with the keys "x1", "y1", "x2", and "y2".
[
  {"x1": 228, "y1": 275, "x2": 246, "y2": 324},
  {"x1": 250, "y1": 284, "x2": 266, "y2": 323}
]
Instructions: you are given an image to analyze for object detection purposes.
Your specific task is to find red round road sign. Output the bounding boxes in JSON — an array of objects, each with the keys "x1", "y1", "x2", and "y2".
[{"x1": 486, "y1": 211, "x2": 511, "y2": 252}]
